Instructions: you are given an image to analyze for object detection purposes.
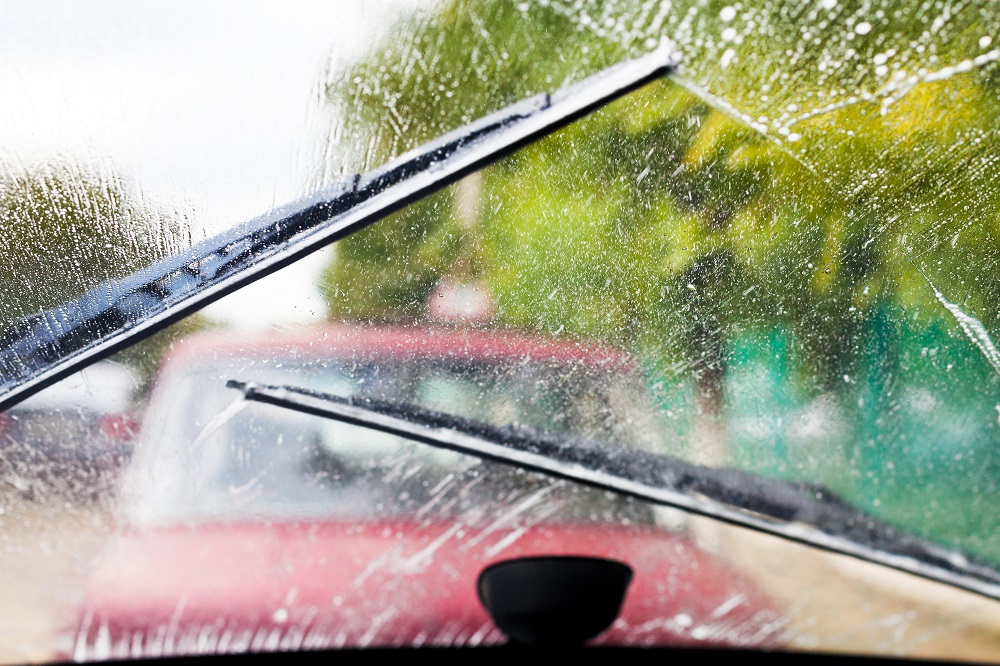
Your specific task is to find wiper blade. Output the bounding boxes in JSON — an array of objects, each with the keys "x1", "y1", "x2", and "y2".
[
  {"x1": 228, "y1": 379, "x2": 1000, "y2": 602},
  {"x1": 0, "y1": 43, "x2": 680, "y2": 413}
]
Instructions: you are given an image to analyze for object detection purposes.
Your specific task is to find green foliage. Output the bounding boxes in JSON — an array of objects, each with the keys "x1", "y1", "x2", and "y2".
[
  {"x1": 322, "y1": 0, "x2": 1000, "y2": 383},
  {"x1": 0, "y1": 163, "x2": 177, "y2": 327},
  {"x1": 322, "y1": 190, "x2": 462, "y2": 321},
  {"x1": 0, "y1": 162, "x2": 192, "y2": 395},
  {"x1": 319, "y1": 0, "x2": 1000, "y2": 562},
  {"x1": 328, "y1": 1, "x2": 625, "y2": 171}
]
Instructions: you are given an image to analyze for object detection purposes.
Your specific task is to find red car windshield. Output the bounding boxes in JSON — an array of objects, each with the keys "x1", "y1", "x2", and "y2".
[{"x1": 125, "y1": 328, "x2": 658, "y2": 525}]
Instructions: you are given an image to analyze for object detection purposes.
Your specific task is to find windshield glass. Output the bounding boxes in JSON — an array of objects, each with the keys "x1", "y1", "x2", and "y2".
[
  {"x1": 126, "y1": 327, "x2": 660, "y2": 524},
  {"x1": 1, "y1": 0, "x2": 1000, "y2": 662}
]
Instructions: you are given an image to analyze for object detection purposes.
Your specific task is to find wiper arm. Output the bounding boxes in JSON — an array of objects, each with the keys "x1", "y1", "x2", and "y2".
[
  {"x1": 228, "y1": 379, "x2": 1000, "y2": 602},
  {"x1": 0, "y1": 43, "x2": 680, "y2": 413}
]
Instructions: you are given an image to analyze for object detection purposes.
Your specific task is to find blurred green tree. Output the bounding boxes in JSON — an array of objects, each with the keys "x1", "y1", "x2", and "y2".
[
  {"x1": 0, "y1": 163, "x2": 192, "y2": 393},
  {"x1": 0, "y1": 163, "x2": 182, "y2": 328},
  {"x1": 319, "y1": 0, "x2": 1000, "y2": 463}
]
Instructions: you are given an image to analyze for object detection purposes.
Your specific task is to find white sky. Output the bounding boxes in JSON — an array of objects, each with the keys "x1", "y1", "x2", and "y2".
[{"x1": 0, "y1": 0, "x2": 425, "y2": 328}]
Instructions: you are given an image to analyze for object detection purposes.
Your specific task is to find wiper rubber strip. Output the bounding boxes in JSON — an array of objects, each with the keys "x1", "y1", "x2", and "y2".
[
  {"x1": 229, "y1": 379, "x2": 1000, "y2": 603},
  {"x1": 0, "y1": 43, "x2": 680, "y2": 413}
]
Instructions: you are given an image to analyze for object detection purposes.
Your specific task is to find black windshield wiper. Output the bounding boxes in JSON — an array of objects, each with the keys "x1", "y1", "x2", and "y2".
[
  {"x1": 227, "y1": 378, "x2": 1000, "y2": 602},
  {"x1": 0, "y1": 44, "x2": 680, "y2": 413}
]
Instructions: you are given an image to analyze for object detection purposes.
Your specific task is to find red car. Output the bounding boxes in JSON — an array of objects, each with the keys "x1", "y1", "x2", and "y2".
[{"x1": 67, "y1": 325, "x2": 781, "y2": 658}]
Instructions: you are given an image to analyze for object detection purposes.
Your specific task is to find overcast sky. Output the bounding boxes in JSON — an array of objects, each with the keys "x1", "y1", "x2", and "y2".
[{"x1": 0, "y1": 0, "x2": 424, "y2": 328}]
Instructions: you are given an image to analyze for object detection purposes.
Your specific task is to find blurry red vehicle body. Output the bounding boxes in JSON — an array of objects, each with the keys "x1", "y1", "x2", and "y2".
[{"x1": 67, "y1": 326, "x2": 782, "y2": 657}]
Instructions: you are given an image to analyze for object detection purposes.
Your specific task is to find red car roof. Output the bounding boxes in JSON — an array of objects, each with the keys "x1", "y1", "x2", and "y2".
[{"x1": 159, "y1": 324, "x2": 638, "y2": 374}]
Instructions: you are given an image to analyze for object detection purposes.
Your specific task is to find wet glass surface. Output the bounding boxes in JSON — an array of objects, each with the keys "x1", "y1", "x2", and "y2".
[
  {"x1": 321, "y1": 0, "x2": 1000, "y2": 567},
  {"x1": 123, "y1": 327, "x2": 660, "y2": 525},
  {"x1": 1, "y1": 0, "x2": 1000, "y2": 662}
]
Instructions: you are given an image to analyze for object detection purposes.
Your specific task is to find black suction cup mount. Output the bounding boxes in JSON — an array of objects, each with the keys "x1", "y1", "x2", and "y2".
[{"x1": 477, "y1": 556, "x2": 633, "y2": 647}]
